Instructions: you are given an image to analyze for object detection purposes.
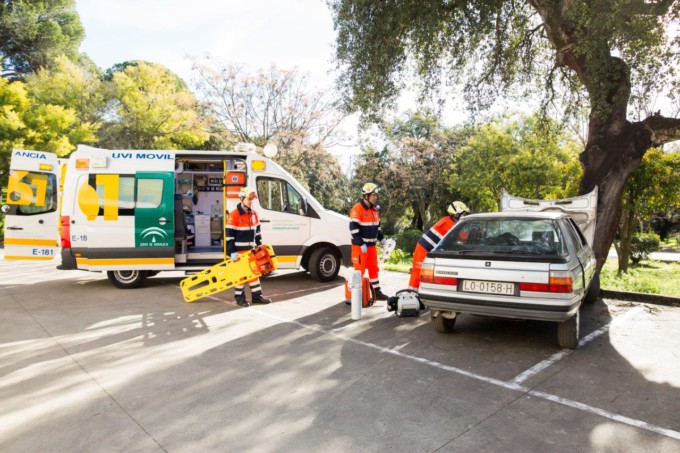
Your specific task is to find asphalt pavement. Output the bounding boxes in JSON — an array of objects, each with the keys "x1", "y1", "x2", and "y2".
[{"x1": 1, "y1": 257, "x2": 680, "y2": 452}]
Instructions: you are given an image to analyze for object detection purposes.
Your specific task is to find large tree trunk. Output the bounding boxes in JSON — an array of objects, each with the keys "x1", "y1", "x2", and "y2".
[
  {"x1": 579, "y1": 120, "x2": 647, "y2": 270},
  {"x1": 529, "y1": 1, "x2": 680, "y2": 271}
]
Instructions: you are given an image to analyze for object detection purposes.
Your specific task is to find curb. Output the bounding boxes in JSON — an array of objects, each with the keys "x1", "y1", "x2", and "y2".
[{"x1": 601, "y1": 289, "x2": 680, "y2": 307}]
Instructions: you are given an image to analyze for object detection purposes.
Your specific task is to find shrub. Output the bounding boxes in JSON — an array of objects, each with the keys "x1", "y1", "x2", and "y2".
[
  {"x1": 630, "y1": 233, "x2": 660, "y2": 264},
  {"x1": 396, "y1": 228, "x2": 423, "y2": 254},
  {"x1": 387, "y1": 248, "x2": 409, "y2": 264}
]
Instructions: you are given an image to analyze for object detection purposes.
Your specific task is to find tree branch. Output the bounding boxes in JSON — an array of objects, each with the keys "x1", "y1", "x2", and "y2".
[{"x1": 640, "y1": 114, "x2": 680, "y2": 146}]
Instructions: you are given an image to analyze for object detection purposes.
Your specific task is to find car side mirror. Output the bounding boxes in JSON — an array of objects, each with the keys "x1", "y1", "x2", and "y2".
[
  {"x1": 1, "y1": 204, "x2": 9, "y2": 214},
  {"x1": 300, "y1": 198, "x2": 308, "y2": 216}
]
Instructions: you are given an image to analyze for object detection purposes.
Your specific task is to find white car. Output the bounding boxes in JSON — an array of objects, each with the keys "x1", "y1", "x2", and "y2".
[{"x1": 418, "y1": 211, "x2": 599, "y2": 349}]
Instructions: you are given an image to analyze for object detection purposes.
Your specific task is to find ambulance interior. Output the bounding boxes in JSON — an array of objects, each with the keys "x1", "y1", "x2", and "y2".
[{"x1": 174, "y1": 158, "x2": 247, "y2": 259}]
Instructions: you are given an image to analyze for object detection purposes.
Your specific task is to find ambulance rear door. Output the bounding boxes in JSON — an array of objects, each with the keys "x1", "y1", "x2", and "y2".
[{"x1": 2, "y1": 150, "x2": 60, "y2": 260}]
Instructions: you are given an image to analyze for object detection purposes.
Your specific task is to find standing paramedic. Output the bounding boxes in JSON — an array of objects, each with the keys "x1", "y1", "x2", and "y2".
[
  {"x1": 349, "y1": 182, "x2": 390, "y2": 301},
  {"x1": 226, "y1": 187, "x2": 272, "y2": 307},
  {"x1": 408, "y1": 201, "x2": 469, "y2": 291}
]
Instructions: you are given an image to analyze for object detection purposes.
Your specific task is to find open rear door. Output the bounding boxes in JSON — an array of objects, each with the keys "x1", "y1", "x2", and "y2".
[
  {"x1": 2, "y1": 150, "x2": 61, "y2": 260},
  {"x1": 500, "y1": 187, "x2": 598, "y2": 245}
]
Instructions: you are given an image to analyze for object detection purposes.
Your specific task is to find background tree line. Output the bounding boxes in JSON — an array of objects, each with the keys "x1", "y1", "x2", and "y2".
[{"x1": 2, "y1": 0, "x2": 680, "y2": 274}]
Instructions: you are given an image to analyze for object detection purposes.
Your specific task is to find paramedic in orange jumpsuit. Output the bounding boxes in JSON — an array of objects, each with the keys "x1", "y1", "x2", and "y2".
[
  {"x1": 349, "y1": 183, "x2": 390, "y2": 301},
  {"x1": 408, "y1": 201, "x2": 469, "y2": 291},
  {"x1": 226, "y1": 187, "x2": 272, "y2": 307}
]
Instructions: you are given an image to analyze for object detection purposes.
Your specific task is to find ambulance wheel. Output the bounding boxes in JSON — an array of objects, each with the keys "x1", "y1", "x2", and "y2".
[
  {"x1": 432, "y1": 312, "x2": 456, "y2": 333},
  {"x1": 309, "y1": 247, "x2": 340, "y2": 282},
  {"x1": 107, "y1": 270, "x2": 149, "y2": 289}
]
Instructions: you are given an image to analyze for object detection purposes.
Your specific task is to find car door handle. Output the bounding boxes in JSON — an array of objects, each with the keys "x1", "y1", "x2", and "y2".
[
  {"x1": 7, "y1": 226, "x2": 23, "y2": 230},
  {"x1": 260, "y1": 219, "x2": 271, "y2": 223}
]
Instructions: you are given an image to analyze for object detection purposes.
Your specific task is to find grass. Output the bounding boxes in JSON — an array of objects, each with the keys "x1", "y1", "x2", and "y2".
[
  {"x1": 384, "y1": 252, "x2": 680, "y2": 298},
  {"x1": 600, "y1": 259, "x2": 680, "y2": 298}
]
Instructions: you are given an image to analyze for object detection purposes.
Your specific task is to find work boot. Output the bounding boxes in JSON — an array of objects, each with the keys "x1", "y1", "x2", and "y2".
[
  {"x1": 235, "y1": 296, "x2": 250, "y2": 307},
  {"x1": 374, "y1": 290, "x2": 389, "y2": 301},
  {"x1": 252, "y1": 295, "x2": 272, "y2": 304}
]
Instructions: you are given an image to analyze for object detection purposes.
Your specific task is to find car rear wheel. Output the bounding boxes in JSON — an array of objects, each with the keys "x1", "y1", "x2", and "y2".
[
  {"x1": 584, "y1": 272, "x2": 600, "y2": 304},
  {"x1": 107, "y1": 270, "x2": 148, "y2": 289},
  {"x1": 557, "y1": 310, "x2": 580, "y2": 349},
  {"x1": 309, "y1": 247, "x2": 340, "y2": 282},
  {"x1": 432, "y1": 312, "x2": 456, "y2": 333}
]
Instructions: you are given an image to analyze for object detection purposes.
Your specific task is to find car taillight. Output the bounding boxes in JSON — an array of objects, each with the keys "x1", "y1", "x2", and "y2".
[
  {"x1": 548, "y1": 271, "x2": 573, "y2": 293},
  {"x1": 420, "y1": 263, "x2": 458, "y2": 286},
  {"x1": 420, "y1": 263, "x2": 435, "y2": 283},
  {"x1": 519, "y1": 271, "x2": 573, "y2": 293},
  {"x1": 60, "y1": 216, "x2": 71, "y2": 248}
]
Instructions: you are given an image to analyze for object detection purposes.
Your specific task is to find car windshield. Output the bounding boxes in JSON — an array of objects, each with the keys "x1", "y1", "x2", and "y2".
[{"x1": 434, "y1": 217, "x2": 567, "y2": 257}]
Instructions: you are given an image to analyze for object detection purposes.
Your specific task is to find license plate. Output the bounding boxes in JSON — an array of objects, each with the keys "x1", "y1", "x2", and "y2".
[{"x1": 460, "y1": 279, "x2": 516, "y2": 295}]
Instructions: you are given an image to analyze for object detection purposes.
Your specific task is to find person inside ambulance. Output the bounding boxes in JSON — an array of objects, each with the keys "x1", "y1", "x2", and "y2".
[
  {"x1": 226, "y1": 187, "x2": 272, "y2": 307},
  {"x1": 408, "y1": 200, "x2": 469, "y2": 291},
  {"x1": 349, "y1": 182, "x2": 390, "y2": 301}
]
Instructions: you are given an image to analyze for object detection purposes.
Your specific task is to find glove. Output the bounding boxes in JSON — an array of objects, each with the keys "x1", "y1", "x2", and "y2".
[
  {"x1": 230, "y1": 253, "x2": 239, "y2": 261},
  {"x1": 361, "y1": 244, "x2": 367, "y2": 254}
]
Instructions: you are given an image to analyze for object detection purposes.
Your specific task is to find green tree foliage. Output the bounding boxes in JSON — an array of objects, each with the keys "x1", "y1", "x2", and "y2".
[
  {"x1": 329, "y1": 0, "x2": 680, "y2": 270},
  {"x1": 353, "y1": 110, "x2": 463, "y2": 233},
  {"x1": 0, "y1": 74, "x2": 96, "y2": 236},
  {"x1": 25, "y1": 54, "x2": 106, "y2": 124},
  {"x1": 615, "y1": 149, "x2": 680, "y2": 272},
  {"x1": 191, "y1": 60, "x2": 350, "y2": 209},
  {"x1": 450, "y1": 116, "x2": 581, "y2": 212},
  {"x1": 99, "y1": 61, "x2": 208, "y2": 149},
  {"x1": 0, "y1": 0, "x2": 84, "y2": 79}
]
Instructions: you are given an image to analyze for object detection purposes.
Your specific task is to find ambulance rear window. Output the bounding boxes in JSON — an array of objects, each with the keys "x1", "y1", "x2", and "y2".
[{"x1": 7, "y1": 170, "x2": 58, "y2": 215}]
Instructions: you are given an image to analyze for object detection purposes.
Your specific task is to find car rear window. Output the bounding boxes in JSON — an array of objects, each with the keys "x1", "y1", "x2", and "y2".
[{"x1": 434, "y1": 218, "x2": 568, "y2": 257}]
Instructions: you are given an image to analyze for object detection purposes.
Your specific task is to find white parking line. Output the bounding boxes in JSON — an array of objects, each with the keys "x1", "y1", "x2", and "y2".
[
  {"x1": 250, "y1": 305, "x2": 680, "y2": 442},
  {"x1": 510, "y1": 306, "x2": 644, "y2": 385}
]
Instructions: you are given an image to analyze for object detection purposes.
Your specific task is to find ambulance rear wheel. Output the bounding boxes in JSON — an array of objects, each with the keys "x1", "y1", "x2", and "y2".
[
  {"x1": 309, "y1": 247, "x2": 340, "y2": 282},
  {"x1": 107, "y1": 270, "x2": 149, "y2": 289}
]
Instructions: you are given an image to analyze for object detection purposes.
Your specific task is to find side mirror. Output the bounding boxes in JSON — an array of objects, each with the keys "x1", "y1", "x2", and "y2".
[
  {"x1": 1, "y1": 204, "x2": 9, "y2": 214},
  {"x1": 300, "y1": 198, "x2": 308, "y2": 216}
]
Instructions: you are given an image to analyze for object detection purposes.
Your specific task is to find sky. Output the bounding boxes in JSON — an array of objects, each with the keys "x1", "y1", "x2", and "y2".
[
  {"x1": 76, "y1": 0, "x2": 361, "y2": 165},
  {"x1": 77, "y1": 0, "x2": 338, "y2": 86}
]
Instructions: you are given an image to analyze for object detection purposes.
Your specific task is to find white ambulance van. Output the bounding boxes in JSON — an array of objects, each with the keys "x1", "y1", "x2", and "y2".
[{"x1": 2, "y1": 145, "x2": 351, "y2": 288}]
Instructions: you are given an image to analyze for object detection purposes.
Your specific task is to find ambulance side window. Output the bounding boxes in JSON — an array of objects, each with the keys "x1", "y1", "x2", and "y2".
[
  {"x1": 88, "y1": 174, "x2": 135, "y2": 216},
  {"x1": 136, "y1": 179, "x2": 163, "y2": 208},
  {"x1": 256, "y1": 177, "x2": 306, "y2": 216},
  {"x1": 8, "y1": 170, "x2": 58, "y2": 215}
]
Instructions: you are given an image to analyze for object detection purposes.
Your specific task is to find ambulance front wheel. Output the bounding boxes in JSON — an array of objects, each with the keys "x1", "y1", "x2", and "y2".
[
  {"x1": 309, "y1": 247, "x2": 340, "y2": 282},
  {"x1": 107, "y1": 270, "x2": 149, "y2": 289}
]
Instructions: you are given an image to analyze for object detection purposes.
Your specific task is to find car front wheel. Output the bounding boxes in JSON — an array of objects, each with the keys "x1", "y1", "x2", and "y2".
[
  {"x1": 584, "y1": 272, "x2": 600, "y2": 304},
  {"x1": 107, "y1": 270, "x2": 148, "y2": 289},
  {"x1": 557, "y1": 310, "x2": 580, "y2": 349}
]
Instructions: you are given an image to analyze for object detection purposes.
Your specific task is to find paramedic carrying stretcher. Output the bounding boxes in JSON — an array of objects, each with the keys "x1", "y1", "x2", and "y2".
[{"x1": 226, "y1": 187, "x2": 272, "y2": 307}]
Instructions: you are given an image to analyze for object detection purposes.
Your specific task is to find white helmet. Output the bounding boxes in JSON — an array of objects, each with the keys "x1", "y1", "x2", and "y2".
[
  {"x1": 239, "y1": 187, "x2": 257, "y2": 200},
  {"x1": 447, "y1": 200, "x2": 469, "y2": 215},
  {"x1": 362, "y1": 182, "x2": 379, "y2": 195}
]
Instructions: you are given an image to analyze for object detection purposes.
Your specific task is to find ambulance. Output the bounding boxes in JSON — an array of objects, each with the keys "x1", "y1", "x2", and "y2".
[{"x1": 2, "y1": 145, "x2": 351, "y2": 288}]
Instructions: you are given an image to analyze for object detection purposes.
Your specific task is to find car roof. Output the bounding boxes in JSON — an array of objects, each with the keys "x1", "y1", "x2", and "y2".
[{"x1": 463, "y1": 211, "x2": 568, "y2": 220}]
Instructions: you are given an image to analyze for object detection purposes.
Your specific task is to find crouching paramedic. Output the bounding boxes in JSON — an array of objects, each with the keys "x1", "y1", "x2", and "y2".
[
  {"x1": 226, "y1": 187, "x2": 272, "y2": 307},
  {"x1": 349, "y1": 182, "x2": 389, "y2": 301},
  {"x1": 408, "y1": 201, "x2": 469, "y2": 291}
]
